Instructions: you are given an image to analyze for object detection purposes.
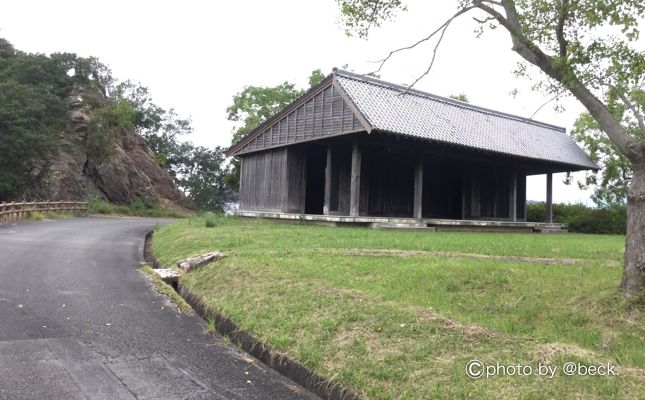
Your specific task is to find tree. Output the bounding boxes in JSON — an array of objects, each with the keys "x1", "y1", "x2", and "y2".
[
  {"x1": 337, "y1": 0, "x2": 645, "y2": 298},
  {"x1": 0, "y1": 81, "x2": 64, "y2": 200},
  {"x1": 449, "y1": 93, "x2": 469, "y2": 102},
  {"x1": 308, "y1": 69, "x2": 326, "y2": 87},
  {"x1": 114, "y1": 80, "x2": 231, "y2": 211},
  {"x1": 226, "y1": 82, "x2": 304, "y2": 145},
  {"x1": 571, "y1": 110, "x2": 640, "y2": 206},
  {"x1": 175, "y1": 146, "x2": 231, "y2": 212}
]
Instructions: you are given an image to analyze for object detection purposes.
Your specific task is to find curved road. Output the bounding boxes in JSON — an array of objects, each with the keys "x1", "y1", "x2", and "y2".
[{"x1": 0, "y1": 217, "x2": 318, "y2": 400}]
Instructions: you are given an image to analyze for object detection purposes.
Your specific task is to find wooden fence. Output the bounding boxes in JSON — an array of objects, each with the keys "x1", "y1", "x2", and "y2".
[{"x1": 0, "y1": 201, "x2": 88, "y2": 224}]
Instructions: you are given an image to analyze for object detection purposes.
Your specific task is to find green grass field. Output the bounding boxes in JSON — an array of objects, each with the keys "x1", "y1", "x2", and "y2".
[{"x1": 153, "y1": 216, "x2": 643, "y2": 400}]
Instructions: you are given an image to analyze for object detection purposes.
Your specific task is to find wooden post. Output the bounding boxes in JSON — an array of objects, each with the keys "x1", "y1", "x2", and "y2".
[
  {"x1": 413, "y1": 155, "x2": 423, "y2": 219},
  {"x1": 546, "y1": 172, "x2": 553, "y2": 223},
  {"x1": 461, "y1": 166, "x2": 468, "y2": 219},
  {"x1": 349, "y1": 140, "x2": 361, "y2": 217},
  {"x1": 509, "y1": 171, "x2": 517, "y2": 222},
  {"x1": 323, "y1": 145, "x2": 332, "y2": 215},
  {"x1": 471, "y1": 169, "x2": 480, "y2": 218}
]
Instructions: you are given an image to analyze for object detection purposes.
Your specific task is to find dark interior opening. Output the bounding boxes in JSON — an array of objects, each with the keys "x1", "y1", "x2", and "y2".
[
  {"x1": 329, "y1": 145, "x2": 352, "y2": 213},
  {"x1": 304, "y1": 145, "x2": 327, "y2": 214},
  {"x1": 367, "y1": 148, "x2": 415, "y2": 217},
  {"x1": 423, "y1": 158, "x2": 463, "y2": 219}
]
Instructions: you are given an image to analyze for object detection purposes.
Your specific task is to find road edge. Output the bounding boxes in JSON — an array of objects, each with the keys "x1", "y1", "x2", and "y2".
[{"x1": 144, "y1": 232, "x2": 361, "y2": 400}]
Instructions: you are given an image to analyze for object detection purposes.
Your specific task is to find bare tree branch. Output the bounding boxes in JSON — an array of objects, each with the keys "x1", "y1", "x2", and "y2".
[
  {"x1": 473, "y1": 16, "x2": 495, "y2": 23},
  {"x1": 369, "y1": 5, "x2": 477, "y2": 75},
  {"x1": 529, "y1": 87, "x2": 569, "y2": 119},
  {"x1": 616, "y1": 88, "x2": 645, "y2": 137},
  {"x1": 479, "y1": 0, "x2": 504, "y2": 6},
  {"x1": 405, "y1": 22, "x2": 452, "y2": 91}
]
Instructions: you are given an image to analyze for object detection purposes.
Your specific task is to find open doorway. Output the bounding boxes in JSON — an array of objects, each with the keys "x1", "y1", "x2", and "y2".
[{"x1": 304, "y1": 144, "x2": 327, "y2": 214}]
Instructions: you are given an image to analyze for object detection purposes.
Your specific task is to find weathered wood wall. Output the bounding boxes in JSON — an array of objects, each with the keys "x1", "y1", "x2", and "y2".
[
  {"x1": 239, "y1": 149, "x2": 288, "y2": 212},
  {"x1": 285, "y1": 148, "x2": 307, "y2": 213},
  {"x1": 236, "y1": 83, "x2": 365, "y2": 155},
  {"x1": 239, "y1": 148, "x2": 308, "y2": 213}
]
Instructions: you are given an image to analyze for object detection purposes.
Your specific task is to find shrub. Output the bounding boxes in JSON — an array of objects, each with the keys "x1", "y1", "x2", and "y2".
[
  {"x1": 526, "y1": 202, "x2": 626, "y2": 234},
  {"x1": 204, "y1": 212, "x2": 217, "y2": 228},
  {"x1": 88, "y1": 196, "x2": 187, "y2": 218}
]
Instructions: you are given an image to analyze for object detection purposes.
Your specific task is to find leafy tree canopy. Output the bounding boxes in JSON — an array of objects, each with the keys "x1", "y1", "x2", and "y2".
[
  {"x1": 449, "y1": 93, "x2": 469, "y2": 102},
  {"x1": 572, "y1": 91, "x2": 645, "y2": 206},
  {"x1": 226, "y1": 82, "x2": 303, "y2": 145}
]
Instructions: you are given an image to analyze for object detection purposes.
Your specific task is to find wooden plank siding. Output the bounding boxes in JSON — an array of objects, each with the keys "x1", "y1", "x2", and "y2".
[
  {"x1": 235, "y1": 83, "x2": 365, "y2": 155},
  {"x1": 239, "y1": 149, "x2": 288, "y2": 212},
  {"x1": 239, "y1": 147, "x2": 308, "y2": 213}
]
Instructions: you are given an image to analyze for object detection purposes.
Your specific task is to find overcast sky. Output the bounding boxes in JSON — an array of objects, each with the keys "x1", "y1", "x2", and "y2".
[{"x1": 2, "y1": 0, "x2": 624, "y2": 204}]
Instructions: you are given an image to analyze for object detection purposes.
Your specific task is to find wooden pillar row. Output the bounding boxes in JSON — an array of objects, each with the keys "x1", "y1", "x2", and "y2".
[
  {"x1": 546, "y1": 172, "x2": 553, "y2": 223},
  {"x1": 413, "y1": 155, "x2": 423, "y2": 219},
  {"x1": 349, "y1": 140, "x2": 361, "y2": 217}
]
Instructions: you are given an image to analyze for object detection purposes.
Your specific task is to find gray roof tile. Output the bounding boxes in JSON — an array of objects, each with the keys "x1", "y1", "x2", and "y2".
[{"x1": 334, "y1": 69, "x2": 598, "y2": 170}]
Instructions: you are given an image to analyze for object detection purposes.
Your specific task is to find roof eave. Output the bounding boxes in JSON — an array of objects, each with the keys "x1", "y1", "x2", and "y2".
[{"x1": 371, "y1": 129, "x2": 600, "y2": 172}]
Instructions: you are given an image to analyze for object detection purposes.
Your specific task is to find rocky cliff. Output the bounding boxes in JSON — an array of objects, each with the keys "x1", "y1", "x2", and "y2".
[{"x1": 43, "y1": 84, "x2": 191, "y2": 209}]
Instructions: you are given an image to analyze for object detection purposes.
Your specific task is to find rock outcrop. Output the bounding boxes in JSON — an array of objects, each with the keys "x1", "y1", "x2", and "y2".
[{"x1": 43, "y1": 84, "x2": 191, "y2": 209}]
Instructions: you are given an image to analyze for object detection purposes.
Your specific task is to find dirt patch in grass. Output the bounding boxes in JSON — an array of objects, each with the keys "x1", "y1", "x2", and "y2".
[{"x1": 339, "y1": 248, "x2": 602, "y2": 266}]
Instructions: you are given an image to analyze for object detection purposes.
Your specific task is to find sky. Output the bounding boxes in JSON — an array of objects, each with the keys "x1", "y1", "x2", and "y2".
[{"x1": 0, "y1": 0, "x2": 618, "y2": 204}]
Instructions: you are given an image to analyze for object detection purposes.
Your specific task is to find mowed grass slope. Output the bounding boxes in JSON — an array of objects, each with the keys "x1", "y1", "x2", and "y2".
[{"x1": 153, "y1": 216, "x2": 643, "y2": 400}]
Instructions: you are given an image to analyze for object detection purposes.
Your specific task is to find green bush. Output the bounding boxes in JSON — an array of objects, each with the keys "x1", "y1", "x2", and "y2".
[
  {"x1": 204, "y1": 212, "x2": 217, "y2": 228},
  {"x1": 88, "y1": 196, "x2": 187, "y2": 218},
  {"x1": 526, "y1": 202, "x2": 626, "y2": 234}
]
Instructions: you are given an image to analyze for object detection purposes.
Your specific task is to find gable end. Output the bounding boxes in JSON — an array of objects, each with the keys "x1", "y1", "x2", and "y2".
[{"x1": 228, "y1": 77, "x2": 369, "y2": 156}]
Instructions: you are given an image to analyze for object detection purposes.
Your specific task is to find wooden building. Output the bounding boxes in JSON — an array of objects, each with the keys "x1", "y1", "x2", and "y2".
[{"x1": 226, "y1": 69, "x2": 598, "y2": 228}]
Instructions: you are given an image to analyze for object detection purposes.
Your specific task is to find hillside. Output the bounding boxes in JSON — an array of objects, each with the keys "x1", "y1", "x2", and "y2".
[
  {"x1": 0, "y1": 39, "x2": 191, "y2": 209},
  {"x1": 44, "y1": 83, "x2": 190, "y2": 209}
]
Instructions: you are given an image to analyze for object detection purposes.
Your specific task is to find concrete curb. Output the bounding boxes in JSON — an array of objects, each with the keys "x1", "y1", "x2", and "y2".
[{"x1": 144, "y1": 230, "x2": 160, "y2": 268}]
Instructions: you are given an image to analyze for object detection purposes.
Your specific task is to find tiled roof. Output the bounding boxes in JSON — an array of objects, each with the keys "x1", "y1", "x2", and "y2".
[{"x1": 334, "y1": 69, "x2": 598, "y2": 170}]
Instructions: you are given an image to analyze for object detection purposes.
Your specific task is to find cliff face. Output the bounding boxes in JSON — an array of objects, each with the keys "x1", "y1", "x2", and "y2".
[{"x1": 43, "y1": 84, "x2": 191, "y2": 209}]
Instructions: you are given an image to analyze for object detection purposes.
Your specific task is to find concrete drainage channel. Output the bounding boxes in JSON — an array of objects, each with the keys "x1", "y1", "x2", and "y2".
[{"x1": 143, "y1": 231, "x2": 361, "y2": 400}]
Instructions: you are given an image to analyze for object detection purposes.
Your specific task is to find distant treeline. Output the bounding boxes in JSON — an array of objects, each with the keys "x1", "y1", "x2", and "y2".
[{"x1": 526, "y1": 202, "x2": 626, "y2": 235}]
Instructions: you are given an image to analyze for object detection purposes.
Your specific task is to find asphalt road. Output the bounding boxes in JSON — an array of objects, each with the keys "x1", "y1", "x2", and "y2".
[{"x1": 0, "y1": 217, "x2": 319, "y2": 400}]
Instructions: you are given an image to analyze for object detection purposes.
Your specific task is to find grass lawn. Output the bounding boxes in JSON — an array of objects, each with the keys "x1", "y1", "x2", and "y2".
[{"x1": 153, "y1": 216, "x2": 643, "y2": 400}]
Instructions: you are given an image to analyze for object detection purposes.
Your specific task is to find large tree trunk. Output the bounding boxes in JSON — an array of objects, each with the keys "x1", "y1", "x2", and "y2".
[{"x1": 621, "y1": 163, "x2": 645, "y2": 296}]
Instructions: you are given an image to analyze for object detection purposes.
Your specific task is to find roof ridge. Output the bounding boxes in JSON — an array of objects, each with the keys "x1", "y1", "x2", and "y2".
[{"x1": 331, "y1": 68, "x2": 566, "y2": 133}]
